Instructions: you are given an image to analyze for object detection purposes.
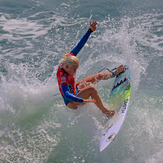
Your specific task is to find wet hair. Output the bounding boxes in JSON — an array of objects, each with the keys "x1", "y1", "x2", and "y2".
[{"x1": 62, "y1": 54, "x2": 80, "y2": 67}]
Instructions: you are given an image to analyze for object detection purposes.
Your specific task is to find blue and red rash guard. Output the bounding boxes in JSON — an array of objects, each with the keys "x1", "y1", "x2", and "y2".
[{"x1": 57, "y1": 28, "x2": 93, "y2": 105}]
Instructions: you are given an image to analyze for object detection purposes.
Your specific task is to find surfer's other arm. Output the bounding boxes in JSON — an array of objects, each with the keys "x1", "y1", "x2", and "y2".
[{"x1": 71, "y1": 21, "x2": 97, "y2": 56}]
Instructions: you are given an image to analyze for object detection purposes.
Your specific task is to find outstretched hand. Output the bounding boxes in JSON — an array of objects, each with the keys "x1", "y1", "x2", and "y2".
[
  {"x1": 90, "y1": 21, "x2": 97, "y2": 32},
  {"x1": 84, "y1": 99, "x2": 96, "y2": 103}
]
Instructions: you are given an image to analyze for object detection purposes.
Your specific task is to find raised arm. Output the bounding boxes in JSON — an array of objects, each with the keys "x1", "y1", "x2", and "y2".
[{"x1": 71, "y1": 21, "x2": 97, "y2": 56}]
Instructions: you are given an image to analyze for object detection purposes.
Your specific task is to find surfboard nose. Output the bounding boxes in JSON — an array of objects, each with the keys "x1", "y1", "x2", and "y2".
[{"x1": 100, "y1": 141, "x2": 107, "y2": 152}]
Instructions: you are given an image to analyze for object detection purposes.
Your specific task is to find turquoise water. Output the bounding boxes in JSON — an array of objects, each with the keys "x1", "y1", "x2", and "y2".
[{"x1": 0, "y1": 0, "x2": 163, "y2": 162}]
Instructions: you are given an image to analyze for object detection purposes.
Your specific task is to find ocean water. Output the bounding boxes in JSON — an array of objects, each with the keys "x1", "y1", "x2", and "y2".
[{"x1": 0, "y1": 0, "x2": 162, "y2": 162}]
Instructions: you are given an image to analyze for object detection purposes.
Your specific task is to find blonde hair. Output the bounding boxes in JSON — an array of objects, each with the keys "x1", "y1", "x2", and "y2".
[{"x1": 62, "y1": 54, "x2": 80, "y2": 67}]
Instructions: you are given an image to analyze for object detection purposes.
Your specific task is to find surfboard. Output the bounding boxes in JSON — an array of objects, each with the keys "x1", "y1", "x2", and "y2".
[{"x1": 100, "y1": 65, "x2": 132, "y2": 152}]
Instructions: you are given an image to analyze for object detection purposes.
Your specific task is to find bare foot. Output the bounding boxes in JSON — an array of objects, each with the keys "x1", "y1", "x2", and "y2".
[
  {"x1": 103, "y1": 109, "x2": 116, "y2": 117},
  {"x1": 115, "y1": 65, "x2": 124, "y2": 76}
]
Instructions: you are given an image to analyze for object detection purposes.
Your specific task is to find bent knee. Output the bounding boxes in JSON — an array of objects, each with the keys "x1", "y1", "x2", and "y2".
[{"x1": 87, "y1": 85, "x2": 98, "y2": 93}]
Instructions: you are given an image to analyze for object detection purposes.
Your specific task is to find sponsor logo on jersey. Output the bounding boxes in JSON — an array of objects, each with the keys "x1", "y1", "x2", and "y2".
[{"x1": 61, "y1": 76, "x2": 66, "y2": 84}]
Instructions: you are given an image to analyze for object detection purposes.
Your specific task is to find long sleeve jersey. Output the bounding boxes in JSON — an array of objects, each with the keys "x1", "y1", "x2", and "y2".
[{"x1": 56, "y1": 28, "x2": 93, "y2": 105}]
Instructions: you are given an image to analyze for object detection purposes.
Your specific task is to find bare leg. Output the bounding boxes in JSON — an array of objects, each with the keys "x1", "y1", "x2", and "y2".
[
  {"x1": 67, "y1": 65, "x2": 124, "y2": 116},
  {"x1": 76, "y1": 65, "x2": 124, "y2": 89},
  {"x1": 76, "y1": 71, "x2": 112, "y2": 90},
  {"x1": 67, "y1": 85, "x2": 115, "y2": 117}
]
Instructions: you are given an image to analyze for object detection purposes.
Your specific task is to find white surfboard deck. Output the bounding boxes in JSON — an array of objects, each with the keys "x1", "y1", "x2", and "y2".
[{"x1": 100, "y1": 65, "x2": 132, "y2": 152}]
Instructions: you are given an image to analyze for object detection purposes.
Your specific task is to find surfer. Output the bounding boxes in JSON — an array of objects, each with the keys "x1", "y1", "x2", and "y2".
[{"x1": 57, "y1": 21, "x2": 124, "y2": 117}]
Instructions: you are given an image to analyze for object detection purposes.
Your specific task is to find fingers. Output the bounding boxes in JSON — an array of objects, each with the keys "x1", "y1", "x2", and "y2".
[
  {"x1": 90, "y1": 20, "x2": 97, "y2": 31},
  {"x1": 91, "y1": 99, "x2": 96, "y2": 103},
  {"x1": 90, "y1": 20, "x2": 97, "y2": 26},
  {"x1": 84, "y1": 99, "x2": 96, "y2": 103}
]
